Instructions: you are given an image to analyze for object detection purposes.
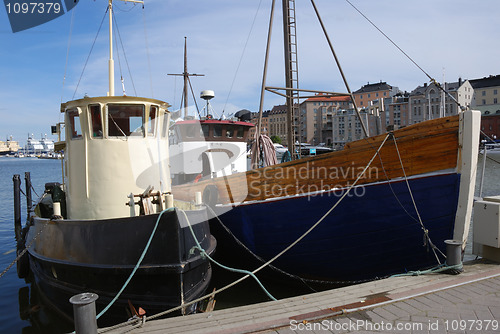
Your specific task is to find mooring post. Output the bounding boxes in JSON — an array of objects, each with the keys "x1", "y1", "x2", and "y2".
[
  {"x1": 24, "y1": 172, "x2": 32, "y2": 218},
  {"x1": 13, "y1": 174, "x2": 22, "y2": 241},
  {"x1": 70, "y1": 293, "x2": 99, "y2": 334}
]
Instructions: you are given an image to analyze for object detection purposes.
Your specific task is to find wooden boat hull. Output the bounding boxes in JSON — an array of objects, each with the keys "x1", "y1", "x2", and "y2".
[
  {"x1": 172, "y1": 112, "x2": 480, "y2": 282},
  {"x1": 211, "y1": 172, "x2": 459, "y2": 281},
  {"x1": 23, "y1": 208, "x2": 215, "y2": 323}
]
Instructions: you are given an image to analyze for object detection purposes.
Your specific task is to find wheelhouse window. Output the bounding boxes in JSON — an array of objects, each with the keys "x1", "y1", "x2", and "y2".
[
  {"x1": 225, "y1": 126, "x2": 234, "y2": 138},
  {"x1": 108, "y1": 104, "x2": 145, "y2": 137},
  {"x1": 89, "y1": 104, "x2": 103, "y2": 138},
  {"x1": 185, "y1": 124, "x2": 197, "y2": 138},
  {"x1": 213, "y1": 124, "x2": 222, "y2": 137},
  {"x1": 201, "y1": 124, "x2": 210, "y2": 138},
  {"x1": 68, "y1": 109, "x2": 82, "y2": 139},
  {"x1": 148, "y1": 106, "x2": 158, "y2": 136},
  {"x1": 236, "y1": 126, "x2": 245, "y2": 138}
]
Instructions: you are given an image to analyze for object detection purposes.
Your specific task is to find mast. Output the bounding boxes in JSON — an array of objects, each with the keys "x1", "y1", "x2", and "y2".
[
  {"x1": 108, "y1": 0, "x2": 114, "y2": 96},
  {"x1": 183, "y1": 38, "x2": 189, "y2": 117},
  {"x1": 168, "y1": 37, "x2": 204, "y2": 118},
  {"x1": 108, "y1": 0, "x2": 144, "y2": 97}
]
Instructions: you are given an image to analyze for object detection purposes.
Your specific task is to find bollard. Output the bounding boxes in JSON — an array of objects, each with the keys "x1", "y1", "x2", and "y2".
[
  {"x1": 195, "y1": 192, "x2": 202, "y2": 206},
  {"x1": 24, "y1": 172, "x2": 32, "y2": 217},
  {"x1": 166, "y1": 194, "x2": 174, "y2": 208},
  {"x1": 444, "y1": 239, "x2": 463, "y2": 266},
  {"x1": 53, "y1": 202, "x2": 62, "y2": 216},
  {"x1": 70, "y1": 292, "x2": 99, "y2": 334},
  {"x1": 13, "y1": 174, "x2": 22, "y2": 241}
]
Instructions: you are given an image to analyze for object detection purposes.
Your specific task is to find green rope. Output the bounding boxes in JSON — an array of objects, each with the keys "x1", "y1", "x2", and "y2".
[
  {"x1": 96, "y1": 207, "x2": 175, "y2": 320},
  {"x1": 181, "y1": 210, "x2": 277, "y2": 301},
  {"x1": 391, "y1": 262, "x2": 463, "y2": 277}
]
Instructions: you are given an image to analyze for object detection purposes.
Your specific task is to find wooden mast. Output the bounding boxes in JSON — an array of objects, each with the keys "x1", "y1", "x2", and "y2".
[{"x1": 168, "y1": 37, "x2": 204, "y2": 118}]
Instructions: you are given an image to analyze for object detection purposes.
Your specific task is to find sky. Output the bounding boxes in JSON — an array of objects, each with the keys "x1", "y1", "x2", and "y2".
[{"x1": 1, "y1": 0, "x2": 499, "y2": 146}]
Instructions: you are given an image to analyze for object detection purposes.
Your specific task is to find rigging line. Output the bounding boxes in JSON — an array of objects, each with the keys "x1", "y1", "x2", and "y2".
[
  {"x1": 344, "y1": 0, "x2": 463, "y2": 110},
  {"x1": 61, "y1": 3, "x2": 76, "y2": 104},
  {"x1": 187, "y1": 77, "x2": 201, "y2": 118},
  {"x1": 391, "y1": 134, "x2": 446, "y2": 263},
  {"x1": 113, "y1": 10, "x2": 138, "y2": 96},
  {"x1": 344, "y1": 0, "x2": 432, "y2": 82},
  {"x1": 72, "y1": 7, "x2": 108, "y2": 100},
  {"x1": 480, "y1": 129, "x2": 499, "y2": 143},
  {"x1": 96, "y1": 208, "x2": 176, "y2": 320},
  {"x1": 142, "y1": 6, "x2": 154, "y2": 98},
  {"x1": 222, "y1": 0, "x2": 264, "y2": 115},
  {"x1": 112, "y1": 15, "x2": 125, "y2": 95}
]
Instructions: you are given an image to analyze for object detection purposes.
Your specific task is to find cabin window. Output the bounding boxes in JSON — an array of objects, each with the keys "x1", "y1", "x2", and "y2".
[
  {"x1": 89, "y1": 105, "x2": 103, "y2": 138},
  {"x1": 107, "y1": 104, "x2": 145, "y2": 137},
  {"x1": 236, "y1": 127, "x2": 244, "y2": 138},
  {"x1": 201, "y1": 124, "x2": 210, "y2": 138},
  {"x1": 225, "y1": 126, "x2": 234, "y2": 138},
  {"x1": 68, "y1": 109, "x2": 82, "y2": 139},
  {"x1": 185, "y1": 124, "x2": 197, "y2": 138},
  {"x1": 148, "y1": 106, "x2": 158, "y2": 136},
  {"x1": 213, "y1": 124, "x2": 222, "y2": 137}
]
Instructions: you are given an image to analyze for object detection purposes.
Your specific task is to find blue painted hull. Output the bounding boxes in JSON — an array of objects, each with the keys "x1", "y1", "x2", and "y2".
[{"x1": 212, "y1": 172, "x2": 460, "y2": 282}]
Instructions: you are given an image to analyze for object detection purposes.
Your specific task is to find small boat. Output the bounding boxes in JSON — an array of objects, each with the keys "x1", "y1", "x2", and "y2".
[
  {"x1": 172, "y1": 0, "x2": 481, "y2": 283},
  {"x1": 15, "y1": 0, "x2": 215, "y2": 324},
  {"x1": 168, "y1": 46, "x2": 255, "y2": 185}
]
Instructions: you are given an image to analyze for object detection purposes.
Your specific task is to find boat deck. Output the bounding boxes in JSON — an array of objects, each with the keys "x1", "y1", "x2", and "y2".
[{"x1": 102, "y1": 259, "x2": 500, "y2": 334}]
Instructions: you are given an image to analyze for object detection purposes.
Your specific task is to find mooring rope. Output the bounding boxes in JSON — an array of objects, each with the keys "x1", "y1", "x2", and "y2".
[
  {"x1": 96, "y1": 208, "x2": 175, "y2": 320},
  {"x1": 180, "y1": 210, "x2": 277, "y2": 301},
  {"x1": 391, "y1": 134, "x2": 447, "y2": 264}
]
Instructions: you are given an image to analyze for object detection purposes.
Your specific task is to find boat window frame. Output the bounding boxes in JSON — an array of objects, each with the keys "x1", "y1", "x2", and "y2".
[
  {"x1": 67, "y1": 108, "x2": 83, "y2": 140},
  {"x1": 147, "y1": 105, "x2": 158, "y2": 137},
  {"x1": 106, "y1": 103, "x2": 146, "y2": 138},
  {"x1": 89, "y1": 104, "x2": 103, "y2": 139},
  {"x1": 162, "y1": 112, "x2": 170, "y2": 138}
]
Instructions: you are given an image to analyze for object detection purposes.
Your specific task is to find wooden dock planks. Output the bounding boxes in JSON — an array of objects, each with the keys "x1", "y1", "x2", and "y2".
[{"x1": 102, "y1": 259, "x2": 500, "y2": 334}]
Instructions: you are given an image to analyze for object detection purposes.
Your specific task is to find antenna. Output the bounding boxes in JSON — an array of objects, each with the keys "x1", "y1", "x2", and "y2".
[{"x1": 200, "y1": 90, "x2": 215, "y2": 117}]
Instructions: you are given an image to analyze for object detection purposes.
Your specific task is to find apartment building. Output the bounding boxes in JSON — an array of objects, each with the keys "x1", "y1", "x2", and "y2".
[
  {"x1": 352, "y1": 82, "x2": 400, "y2": 108},
  {"x1": 470, "y1": 75, "x2": 500, "y2": 139},
  {"x1": 248, "y1": 110, "x2": 269, "y2": 139},
  {"x1": 409, "y1": 79, "x2": 473, "y2": 124},
  {"x1": 300, "y1": 94, "x2": 353, "y2": 144}
]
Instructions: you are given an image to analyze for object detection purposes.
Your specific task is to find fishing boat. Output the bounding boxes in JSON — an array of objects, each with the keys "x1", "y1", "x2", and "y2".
[
  {"x1": 168, "y1": 39, "x2": 254, "y2": 185},
  {"x1": 172, "y1": 0, "x2": 481, "y2": 283},
  {"x1": 169, "y1": 91, "x2": 254, "y2": 186},
  {"x1": 15, "y1": 0, "x2": 215, "y2": 324}
]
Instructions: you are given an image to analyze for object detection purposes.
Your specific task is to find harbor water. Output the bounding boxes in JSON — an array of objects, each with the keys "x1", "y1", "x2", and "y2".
[{"x1": 0, "y1": 154, "x2": 499, "y2": 333}]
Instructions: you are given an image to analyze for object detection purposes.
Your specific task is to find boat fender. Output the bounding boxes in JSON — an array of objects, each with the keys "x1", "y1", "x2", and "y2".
[
  {"x1": 202, "y1": 185, "x2": 219, "y2": 208},
  {"x1": 16, "y1": 227, "x2": 30, "y2": 279},
  {"x1": 16, "y1": 248, "x2": 30, "y2": 279}
]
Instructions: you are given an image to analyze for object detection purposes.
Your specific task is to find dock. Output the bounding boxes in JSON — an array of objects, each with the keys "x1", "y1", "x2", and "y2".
[{"x1": 102, "y1": 259, "x2": 500, "y2": 333}]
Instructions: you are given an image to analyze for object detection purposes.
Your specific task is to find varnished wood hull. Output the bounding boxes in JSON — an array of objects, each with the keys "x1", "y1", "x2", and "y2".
[{"x1": 172, "y1": 112, "x2": 480, "y2": 282}]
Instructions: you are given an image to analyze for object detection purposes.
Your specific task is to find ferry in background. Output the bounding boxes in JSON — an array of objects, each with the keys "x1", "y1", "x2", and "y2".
[{"x1": 0, "y1": 136, "x2": 20, "y2": 156}]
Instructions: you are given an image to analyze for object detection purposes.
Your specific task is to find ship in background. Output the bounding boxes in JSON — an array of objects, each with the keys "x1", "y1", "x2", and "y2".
[{"x1": 0, "y1": 136, "x2": 20, "y2": 156}]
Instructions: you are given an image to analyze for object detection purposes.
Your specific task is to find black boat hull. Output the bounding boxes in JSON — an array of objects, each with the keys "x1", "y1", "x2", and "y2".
[{"x1": 24, "y1": 207, "x2": 216, "y2": 323}]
